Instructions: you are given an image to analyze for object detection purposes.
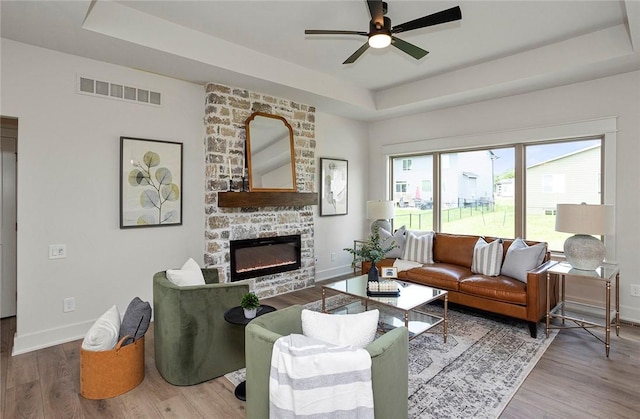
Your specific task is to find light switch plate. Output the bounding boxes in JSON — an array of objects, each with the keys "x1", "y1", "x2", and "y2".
[{"x1": 49, "y1": 244, "x2": 67, "y2": 259}]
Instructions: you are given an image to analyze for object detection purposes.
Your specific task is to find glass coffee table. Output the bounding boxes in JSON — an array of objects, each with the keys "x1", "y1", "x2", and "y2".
[{"x1": 321, "y1": 275, "x2": 448, "y2": 342}]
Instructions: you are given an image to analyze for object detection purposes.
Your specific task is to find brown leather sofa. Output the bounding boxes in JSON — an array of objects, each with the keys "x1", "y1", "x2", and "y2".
[{"x1": 362, "y1": 232, "x2": 558, "y2": 337}]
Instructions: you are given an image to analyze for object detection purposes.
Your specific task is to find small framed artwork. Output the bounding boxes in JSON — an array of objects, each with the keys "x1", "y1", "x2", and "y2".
[
  {"x1": 381, "y1": 267, "x2": 398, "y2": 279},
  {"x1": 320, "y1": 158, "x2": 348, "y2": 216},
  {"x1": 120, "y1": 136, "x2": 183, "y2": 228}
]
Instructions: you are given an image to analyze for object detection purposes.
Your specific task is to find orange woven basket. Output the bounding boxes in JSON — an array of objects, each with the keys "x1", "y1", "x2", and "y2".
[{"x1": 80, "y1": 335, "x2": 145, "y2": 399}]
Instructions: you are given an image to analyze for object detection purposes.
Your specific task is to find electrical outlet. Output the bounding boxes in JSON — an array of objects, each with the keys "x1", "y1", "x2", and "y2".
[
  {"x1": 63, "y1": 297, "x2": 75, "y2": 312},
  {"x1": 330, "y1": 252, "x2": 336, "y2": 262},
  {"x1": 49, "y1": 244, "x2": 67, "y2": 259},
  {"x1": 631, "y1": 284, "x2": 640, "y2": 297}
]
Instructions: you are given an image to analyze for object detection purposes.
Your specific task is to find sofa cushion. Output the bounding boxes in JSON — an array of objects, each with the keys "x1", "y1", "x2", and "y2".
[
  {"x1": 301, "y1": 309, "x2": 379, "y2": 348},
  {"x1": 459, "y1": 275, "x2": 527, "y2": 305},
  {"x1": 501, "y1": 238, "x2": 547, "y2": 283},
  {"x1": 471, "y1": 238, "x2": 503, "y2": 276},
  {"x1": 398, "y1": 263, "x2": 470, "y2": 291},
  {"x1": 166, "y1": 258, "x2": 205, "y2": 287},
  {"x1": 402, "y1": 231, "x2": 434, "y2": 264},
  {"x1": 433, "y1": 233, "x2": 478, "y2": 267},
  {"x1": 380, "y1": 225, "x2": 406, "y2": 258}
]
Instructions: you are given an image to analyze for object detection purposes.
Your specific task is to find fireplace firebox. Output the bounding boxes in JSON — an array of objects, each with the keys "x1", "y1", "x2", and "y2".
[{"x1": 230, "y1": 235, "x2": 301, "y2": 282}]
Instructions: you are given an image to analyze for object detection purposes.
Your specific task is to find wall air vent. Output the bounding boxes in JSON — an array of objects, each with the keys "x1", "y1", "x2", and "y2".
[{"x1": 77, "y1": 75, "x2": 162, "y2": 107}]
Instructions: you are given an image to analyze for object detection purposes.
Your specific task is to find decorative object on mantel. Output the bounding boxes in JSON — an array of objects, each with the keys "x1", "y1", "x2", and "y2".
[
  {"x1": 120, "y1": 137, "x2": 182, "y2": 228},
  {"x1": 367, "y1": 200, "x2": 395, "y2": 234},
  {"x1": 344, "y1": 227, "x2": 397, "y2": 281},
  {"x1": 240, "y1": 292, "x2": 261, "y2": 319},
  {"x1": 555, "y1": 202, "x2": 613, "y2": 270},
  {"x1": 242, "y1": 168, "x2": 250, "y2": 192},
  {"x1": 320, "y1": 158, "x2": 348, "y2": 216},
  {"x1": 245, "y1": 112, "x2": 296, "y2": 192}
]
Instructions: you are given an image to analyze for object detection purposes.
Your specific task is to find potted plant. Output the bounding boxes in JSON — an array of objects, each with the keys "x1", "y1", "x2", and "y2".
[
  {"x1": 240, "y1": 292, "x2": 260, "y2": 319},
  {"x1": 344, "y1": 226, "x2": 397, "y2": 281}
]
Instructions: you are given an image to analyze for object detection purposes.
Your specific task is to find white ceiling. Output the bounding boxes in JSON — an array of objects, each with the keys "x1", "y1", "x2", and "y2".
[{"x1": 2, "y1": 0, "x2": 639, "y2": 120}]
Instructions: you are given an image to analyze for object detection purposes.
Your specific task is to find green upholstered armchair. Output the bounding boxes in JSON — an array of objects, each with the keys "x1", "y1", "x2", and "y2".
[
  {"x1": 153, "y1": 269, "x2": 249, "y2": 386},
  {"x1": 245, "y1": 305, "x2": 409, "y2": 419}
]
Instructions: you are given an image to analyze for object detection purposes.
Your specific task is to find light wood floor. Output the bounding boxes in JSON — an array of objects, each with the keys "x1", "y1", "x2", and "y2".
[{"x1": 2, "y1": 282, "x2": 639, "y2": 418}]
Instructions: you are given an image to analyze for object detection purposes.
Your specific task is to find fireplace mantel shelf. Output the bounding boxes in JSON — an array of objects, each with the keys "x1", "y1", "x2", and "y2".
[{"x1": 218, "y1": 191, "x2": 318, "y2": 208}]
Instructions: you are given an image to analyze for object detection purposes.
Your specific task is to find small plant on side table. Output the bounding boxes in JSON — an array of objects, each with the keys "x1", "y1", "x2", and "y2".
[
  {"x1": 240, "y1": 292, "x2": 260, "y2": 319},
  {"x1": 343, "y1": 226, "x2": 397, "y2": 281}
]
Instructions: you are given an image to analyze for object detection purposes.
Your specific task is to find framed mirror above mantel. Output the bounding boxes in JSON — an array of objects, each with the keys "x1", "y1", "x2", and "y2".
[
  {"x1": 217, "y1": 111, "x2": 318, "y2": 208},
  {"x1": 245, "y1": 112, "x2": 296, "y2": 192}
]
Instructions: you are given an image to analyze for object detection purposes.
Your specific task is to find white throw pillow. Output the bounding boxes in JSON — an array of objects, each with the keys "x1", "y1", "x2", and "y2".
[
  {"x1": 301, "y1": 309, "x2": 379, "y2": 348},
  {"x1": 501, "y1": 238, "x2": 547, "y2": 283},
  {"x1": 166, "y1": 258, "x2": 205, "y2": 286},
  {"x1": 379, "y1": 225, "x2": 406, "y2": 258},
  {"x1": 471, "y1": 237, "x2": 503, "y2": 276},
  {"x1": 402, "y1": 231, "x2": 435, "y2": 264},
  {"x1": 81, "y1": 305, "x2": 121, "y2": 351}
]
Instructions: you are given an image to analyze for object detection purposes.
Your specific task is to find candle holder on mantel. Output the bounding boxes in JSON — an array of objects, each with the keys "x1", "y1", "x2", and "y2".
[
  {"x1": 228, "y1": 178, "x2": 233, "y2": 192},
  {"x1": 242, "y1": 168, "x2": 249, "y2": 192}
]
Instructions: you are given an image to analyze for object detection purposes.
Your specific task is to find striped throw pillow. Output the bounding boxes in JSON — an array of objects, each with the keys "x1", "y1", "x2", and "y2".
[
  {"x1": 471, "y1": 237, "x2": 503, "y2": 276},
  {"x1": 402, "y1": 231, "x2": 435, "y2": 264}
]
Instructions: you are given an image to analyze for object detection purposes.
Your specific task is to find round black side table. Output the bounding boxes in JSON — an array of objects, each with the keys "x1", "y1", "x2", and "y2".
[{"x1": 224, "y1": 304, "x2": 276, "y2": 401}]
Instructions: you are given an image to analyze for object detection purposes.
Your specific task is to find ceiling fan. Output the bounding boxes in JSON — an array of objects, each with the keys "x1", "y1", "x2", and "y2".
[{"x1": 304, "y1": 1, "x2": 462, "y2": 64}]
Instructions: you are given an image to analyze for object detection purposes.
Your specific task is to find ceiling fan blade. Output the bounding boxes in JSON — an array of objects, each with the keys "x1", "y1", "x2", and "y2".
[
  {"x1": 392, "y1": 6, "x2": 462, "y2": 34},
  {"x1": 391, "y1": 36, "x2": 429, "y2": 60},
  {"x1": 343, "y1": 42, "x2": 370, "y2": 64},
  {"x1": 367, "y1": 0, "x2": 384, "y2": 26},
  {"x1": 305, "y1": 30, "x2": 368, "y2": 36}
]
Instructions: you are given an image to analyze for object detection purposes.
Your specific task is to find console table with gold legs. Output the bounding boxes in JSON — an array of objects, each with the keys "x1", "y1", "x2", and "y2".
[{"x1": 545, "y1": 262, "x2": 619, "y2": 357}]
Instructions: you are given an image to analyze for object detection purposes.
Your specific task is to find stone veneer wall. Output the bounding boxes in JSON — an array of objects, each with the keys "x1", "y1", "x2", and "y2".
[{"x1": 203, "y1": 83, "x2": 316, "y2": 297}]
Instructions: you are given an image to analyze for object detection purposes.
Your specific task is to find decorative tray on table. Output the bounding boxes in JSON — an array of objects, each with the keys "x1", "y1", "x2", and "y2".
[{"x1": 367, "y1": 280, "x2": 400, "y2": 297}]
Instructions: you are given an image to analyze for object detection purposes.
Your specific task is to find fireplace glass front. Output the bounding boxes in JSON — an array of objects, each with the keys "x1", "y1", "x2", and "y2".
[{"x1": 230, "y1": 235, "x2": 301, "y2": 281}]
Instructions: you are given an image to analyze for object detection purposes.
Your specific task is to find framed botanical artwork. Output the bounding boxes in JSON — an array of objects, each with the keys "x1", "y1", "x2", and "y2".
[
  {"x1": 320, "y1": 158, "x2": 348, "y2": 216},
  {"x1": 120, "y1": 137, "x2": 183, "y2": 228},
  {"x1": 381, "y1": 267, "x2": 398, "y2": 279}
]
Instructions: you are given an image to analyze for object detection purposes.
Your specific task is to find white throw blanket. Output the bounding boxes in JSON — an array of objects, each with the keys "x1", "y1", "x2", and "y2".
[
  {"x1": 393, "y1": 258, "x2": 424, "y2": 272},
  {"x1": 269, "y1": 334, "x2": 374, "y2": 419}
]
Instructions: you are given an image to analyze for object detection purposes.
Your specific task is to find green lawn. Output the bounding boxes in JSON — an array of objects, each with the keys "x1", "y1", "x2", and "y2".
[{"x1": 394, "y1": 204, "x2": 569, "y2": 251}]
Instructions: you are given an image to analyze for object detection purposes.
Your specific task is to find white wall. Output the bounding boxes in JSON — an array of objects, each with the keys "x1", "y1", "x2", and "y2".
[
  {"x1": 314, "y1": 112, "x2": 369, "y2": 281},
  {"x1": 368, "y1": 71, "x2": 640, "y2": 323},
  {"x1": 1, "y1": 40, "x2": 206, "y2": 354}
]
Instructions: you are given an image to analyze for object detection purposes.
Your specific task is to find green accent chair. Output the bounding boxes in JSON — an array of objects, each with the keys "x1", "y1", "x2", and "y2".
[
  {"x1": 153, "y1": 269, "x2": 249, "y2": 386},
  {"x1": 245, "y1": 305, "x2": 409, "y2": 419}
]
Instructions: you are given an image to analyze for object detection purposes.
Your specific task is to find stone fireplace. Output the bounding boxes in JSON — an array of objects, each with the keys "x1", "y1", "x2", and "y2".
[{"x1": 203, "y1": 82, "x2": 316, "y2": 297}]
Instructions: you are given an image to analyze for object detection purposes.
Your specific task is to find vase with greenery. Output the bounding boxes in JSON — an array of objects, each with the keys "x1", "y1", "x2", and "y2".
[
  {"x1": 240, "y1": 292, "x2": 260, "y2": 319},
  {"x1": 344, "y1": 227, "x2": 397, "y2": 281}
]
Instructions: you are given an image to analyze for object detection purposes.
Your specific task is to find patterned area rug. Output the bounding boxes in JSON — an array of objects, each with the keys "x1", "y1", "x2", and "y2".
[{"x1": 225, "y1": 296, "x2": 558, "y2": 419}]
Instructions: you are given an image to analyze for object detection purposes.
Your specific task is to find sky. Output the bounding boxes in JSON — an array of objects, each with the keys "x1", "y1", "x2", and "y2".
[{"x1": 491, "y1": 139, "x2": 600, "y2": 175}]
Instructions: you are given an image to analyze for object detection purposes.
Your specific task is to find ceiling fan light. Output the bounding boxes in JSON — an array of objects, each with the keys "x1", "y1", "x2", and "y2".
[{"x1": 369, "y1": 33, "x2": 391, "y2": 48}]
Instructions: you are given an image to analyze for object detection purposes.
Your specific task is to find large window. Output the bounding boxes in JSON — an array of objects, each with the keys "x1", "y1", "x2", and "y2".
[
  {"x1": 525, "y1": 139, "x2": 602, "y2": 251},
  {"x1": 440, "y1": 148, "x2": 514, "y2": 237},
  {"x1": 391, "y1": 155, "x2": 433, "y2": 231},
  {"x1": 390, "y1": 137, "x2": 603, "y2": 250}
]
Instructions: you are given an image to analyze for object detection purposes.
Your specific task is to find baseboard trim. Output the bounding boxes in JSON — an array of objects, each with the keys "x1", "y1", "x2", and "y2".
[
  {"x1": 563, "y1": 301, "x2": 640, "y2": 325},
  {"x1": 12, "y1": 319, "x2": 92, "y2": 356},
  {"x1": 315, "y1": 264, "x2": 352, "y2": 281}
]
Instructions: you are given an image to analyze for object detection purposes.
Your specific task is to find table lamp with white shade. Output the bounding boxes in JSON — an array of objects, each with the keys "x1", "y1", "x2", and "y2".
[
  {"x1": 555, "y1": 203, "x2": 613, "y2": 270},
  {"x1": 367, "y1": 200, "x2": 395, "y2": 234}
]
